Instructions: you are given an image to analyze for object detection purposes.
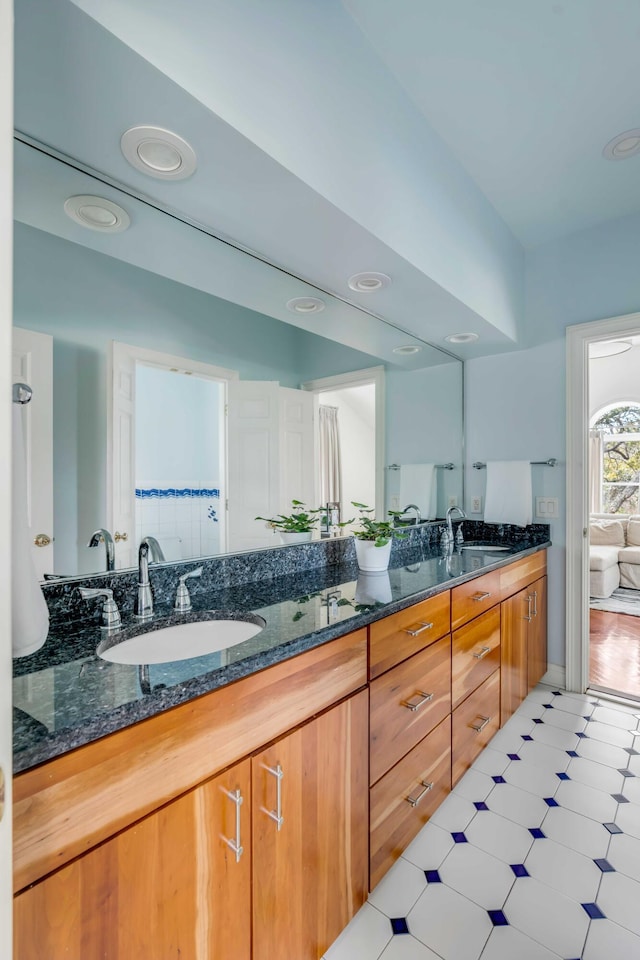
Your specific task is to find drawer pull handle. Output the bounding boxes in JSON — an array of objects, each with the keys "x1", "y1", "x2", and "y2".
[
  {"x1": 406, "y1": 780, "x2": 434, "y2": 808},
  {"x1": 221, "y1": 787, "x2": 244, "y2": 863},
  {"x1": 472, "y1": 591, "x2": 491, "y2": 602},
  {"x1": 405, "y1": 621, "x2": 434, "y2": 637},
  {"x1": 473, "y1": 646, "x2": 491, "y2": 660},
  {"x1": 403, "y1": 691, "x2": 434, "y2": 712},
  {"x1": 471, "y1": 715, "x2": 492, "y2": 733},
  {"x1": 263, "y1": 763, "x2": 284, "y2": 831},
  {"x1": 524, "y1": 594, "x2": 533, "y2": 622},
  {"x1": 530, "y1": 590, "x2": 538, "y2": 617}
]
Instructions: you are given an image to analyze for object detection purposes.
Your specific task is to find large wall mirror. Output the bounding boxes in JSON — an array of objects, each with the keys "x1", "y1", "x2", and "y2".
[{"x1": 12, "y1": 2, "x2": 464, "y2": 581}]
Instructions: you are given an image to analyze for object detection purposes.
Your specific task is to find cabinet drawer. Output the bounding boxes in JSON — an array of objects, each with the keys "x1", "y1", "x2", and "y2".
[
  {"x1": 452, "y1": 607, "x2": 500, "y2": 709},
  {"x1": 500, "y1": 550, "x2": 547, "y2": 600},
  {"x1": 369, "y1": 591, "x2": 451, "y2": 679},
  {"x1": 370, "y1": 636, "x2": 451, "y2": 785},
  {"x1": 452, "y1": 670, "x2": 500, "y2": 785},
  {"x1": 370, "y1": 716, "x2": 451, "y2": 890},
  {"x1": 451, "y1": 570, "x2": 501, "y2": 630}
]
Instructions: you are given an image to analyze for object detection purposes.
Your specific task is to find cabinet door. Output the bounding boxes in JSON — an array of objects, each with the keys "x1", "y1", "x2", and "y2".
[
  {"x1": 252, "y1": 690, "x2": 368, "y2": 960},
  {"x1": 500, "y1": 587, "x2": 529, "y2": 725},
  {"x1": 14, "y1": 760, "x2": 252, "y2": 960},
  {"x1": 528, "y1": 575, "x2": 548, "y2": 690}
]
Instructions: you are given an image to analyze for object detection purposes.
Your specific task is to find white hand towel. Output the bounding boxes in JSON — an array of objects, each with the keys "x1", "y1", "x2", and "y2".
[
  {"x1": 484, "y1": 460, "x2": 532, "y2": 527},
  {"x1": 399, "y1": 464, "x2": 436, "y2": 520},
  {"x1": 12, "y1": 405, "x2": 50, "y2": 658}
]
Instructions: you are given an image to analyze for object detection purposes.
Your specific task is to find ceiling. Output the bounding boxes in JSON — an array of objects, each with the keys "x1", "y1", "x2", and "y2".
[{"x1": 13, "y1": 0, "x2": 640, "y2": 358}]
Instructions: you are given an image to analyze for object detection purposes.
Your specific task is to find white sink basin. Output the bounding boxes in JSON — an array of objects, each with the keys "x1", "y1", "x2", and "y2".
[
  {"x1": 97, "y1": 613, "x2": 266, "y2": 665},
  {"x1": 461, "y1": 544, "x2": 511, "y2": 552}
]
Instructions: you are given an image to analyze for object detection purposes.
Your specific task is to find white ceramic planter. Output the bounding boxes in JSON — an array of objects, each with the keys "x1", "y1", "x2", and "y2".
[
  {"x1": 355, "y1": 571, "x2": 392, "y2": 604},
  {"x1": 280, "y1": 531, "x2": 313, "y2": 545},
  {"x1": 354, "y1": 537, "x2": 392, "y2": 572}
]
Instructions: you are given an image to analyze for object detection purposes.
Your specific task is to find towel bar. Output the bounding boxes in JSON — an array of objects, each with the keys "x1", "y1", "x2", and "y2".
[
  {"x1": 387, "y1": 462, "x2": 455, "y2": 471},
  {"x1": 472, "y1": 458, "x2": 557, "y2": 470}
]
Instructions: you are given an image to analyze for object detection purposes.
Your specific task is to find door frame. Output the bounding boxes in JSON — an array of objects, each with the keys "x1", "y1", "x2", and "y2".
[
  {"x1": 108, "y1": 341, "x2": 238, "y2": 562},
  {"x1": 301, "y1": 365, "x2": 385, "y2": 519},
  {"x1": 566, "y1": 311, "x2": 640, "y2": 692}
]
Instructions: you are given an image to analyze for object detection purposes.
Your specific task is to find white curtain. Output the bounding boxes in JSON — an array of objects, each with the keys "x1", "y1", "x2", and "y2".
[
  {"x1": 589, "y1": 429, "x2": 603, "y2": 513},
  {"x1": 319, "y1": 405, "x2": 342, "y2": 506}
]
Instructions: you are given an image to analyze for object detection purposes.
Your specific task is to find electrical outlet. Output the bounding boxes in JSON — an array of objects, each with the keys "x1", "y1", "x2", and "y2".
[
  {"x1": 471, "y1": 496, "x2": 482, "y2": 513},
  {"x1": 448, "y1": 496, "x2": 458, "y2": 508},
  {"x1": 390, "y1": 496, "x2": 400, "y2": 511}
]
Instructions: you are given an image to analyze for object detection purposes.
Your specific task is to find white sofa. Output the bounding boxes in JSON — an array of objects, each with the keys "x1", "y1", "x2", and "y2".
[{"x1": 590, "y1": 513, "x2": 640, "y2": 598}]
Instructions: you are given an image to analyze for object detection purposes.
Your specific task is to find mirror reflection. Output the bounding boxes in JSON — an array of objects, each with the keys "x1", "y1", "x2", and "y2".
[{"x1": 13, "y1": 145, "x2": 463, "y2": 579}]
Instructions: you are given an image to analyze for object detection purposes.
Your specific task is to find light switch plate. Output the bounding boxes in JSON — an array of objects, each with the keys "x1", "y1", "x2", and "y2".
[{"x1": 536, "y1": 496, "x2": 559, "y2": 519}]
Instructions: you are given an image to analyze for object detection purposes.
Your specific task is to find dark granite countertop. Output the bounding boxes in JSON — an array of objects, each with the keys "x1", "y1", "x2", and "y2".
[{"x1": 13, "y1": 533, "x2": 550, "y2": 774}]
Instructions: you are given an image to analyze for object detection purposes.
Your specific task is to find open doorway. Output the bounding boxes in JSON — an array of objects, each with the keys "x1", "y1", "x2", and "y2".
[
  {"x1": 566, "y1": 314, "x2": 640, "y2": 698},
  {"x1": 302, "y1": 366, "x2": 385, "y2": 523},
  {"x1": 587, "y1": 340, "x2": 640, "y2": 699}
]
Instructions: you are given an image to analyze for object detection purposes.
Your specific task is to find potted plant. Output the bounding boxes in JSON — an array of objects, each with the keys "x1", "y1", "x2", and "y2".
[
  {"x1": 256, "y1": 500, "x2": 321, "y2": 545},
  {"x1": 350, "y1": 502, "x2": 405, "y2": 571}
]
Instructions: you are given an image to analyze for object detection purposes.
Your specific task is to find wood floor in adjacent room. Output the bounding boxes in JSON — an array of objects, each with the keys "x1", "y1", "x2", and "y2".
[{"x1": 590, "y1": 608, "x2": 640, "y2": 699}]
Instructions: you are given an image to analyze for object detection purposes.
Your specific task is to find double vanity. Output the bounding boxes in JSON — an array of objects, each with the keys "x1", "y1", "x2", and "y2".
[{"x1": 12, "y1": 526, "x2": 549, "y2": 959}]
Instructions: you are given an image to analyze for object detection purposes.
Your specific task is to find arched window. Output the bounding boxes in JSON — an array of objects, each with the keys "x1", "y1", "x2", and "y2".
[{"x1": 591, "y1": 403, "x2": 640, "y2": 514}]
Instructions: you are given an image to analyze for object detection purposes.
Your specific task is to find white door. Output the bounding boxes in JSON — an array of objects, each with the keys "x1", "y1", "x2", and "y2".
[
  {"x1": 12, "y1": 329, "x2": 54, "y2": 580},
  {"x1": 1, "y1": 0, "x2": 14, "y2": 949},
  {"x1": 279, "y1": 387, "x2": 317, "y2": 511},
  {"x1": 227, "y1": 380, "x2": 281, "y2": 552}
]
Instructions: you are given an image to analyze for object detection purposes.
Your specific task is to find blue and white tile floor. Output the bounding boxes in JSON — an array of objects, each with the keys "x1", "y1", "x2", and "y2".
[{"x1": 325, "y1": 685, "x2": 640, "y2": 960}]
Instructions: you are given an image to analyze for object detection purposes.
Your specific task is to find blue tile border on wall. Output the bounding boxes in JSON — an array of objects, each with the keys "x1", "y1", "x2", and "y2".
[{"x1": 135, "y1": 487, "x2": 221, "y2": 499}]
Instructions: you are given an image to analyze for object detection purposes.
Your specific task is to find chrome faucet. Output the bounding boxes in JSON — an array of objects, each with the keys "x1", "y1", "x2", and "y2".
[
  {"x1": 442, "y1": 505, "x2": 466, "y2": 546},
  {"x1": 401, "y1": 503, "x2": 422, "y2": 525},
  {"x1": 134, "y1": 536, "x2": 166, "y2": 620},
  {"x1": 87, "y1": 528, "x2": 116, "y2": 571}
]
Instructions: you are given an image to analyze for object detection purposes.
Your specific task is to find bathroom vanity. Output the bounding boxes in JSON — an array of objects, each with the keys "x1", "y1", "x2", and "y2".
[{"x1": 12, "y1": 536, "x2": 548, "y2": 959}]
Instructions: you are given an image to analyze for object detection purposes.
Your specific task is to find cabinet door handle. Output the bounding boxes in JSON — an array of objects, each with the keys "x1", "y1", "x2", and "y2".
[
  {"x1": 523, "y1": 594, "x2": 533, "y2": 622},
  {"x1": 263, "y1": 763, "x2": 284, "y2": 831},
  {"x1": 471, "y1": 715, "x2": 492, "y2": 733},
  {"x1": 221, "y1": 787, "x2": 244, "y2": 863},
  {"x1": 472, "y1": 646, "x2": 491, "y2": 660},
  {"x1": 472, "y1": 591, "x2": 491, "y2": 602},
  {"x1": 405, "y1": 621, "x2": 434, "y2": 637},
  {"x1": 406, "y1": 780, "x2": 434, "y2": 808},
  {"x1": 530, "y1": 590, "x2": 538, "y2": 617},
  {"x1": 403, "y1": 691, "x2": 434, "y2": 712}
]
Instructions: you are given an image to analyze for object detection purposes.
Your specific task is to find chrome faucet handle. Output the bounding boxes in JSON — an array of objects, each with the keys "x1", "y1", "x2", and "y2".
[
  {"x1": 79, "y1": 587, "x2": 122, "y2": 632},
  {"x1": 455, "y1": 522, "x2": 464, "y2": 544},
  {"x1": 174, "y1": 566, "x2": 203, "y2": 612}
]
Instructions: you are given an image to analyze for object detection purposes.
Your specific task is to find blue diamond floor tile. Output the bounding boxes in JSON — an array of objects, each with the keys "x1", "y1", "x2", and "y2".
[
  {"x1": 425, "y1": 870, "x2": 441, "y2": 883},
  {"x1": 543, "y1": 704, "x2": 554, "y2": 709},
  {"x1": 582, "y1": 903, "x2": 606, "y2": 920},
  {"x1": 612, "y1": 794, "x2": 629, "y2": 803},
  {"x1": 391, "y1": 918, "x2": 410, "y2": 935},
  {"x1": 510, "y1": 864, "x2": 529, "y2": 877},
  {"x1": 488, "y1": 910, "x2": 509, "y2": 926},
  {"x1": 544, "y1": 797, "x2": 559, "y2": 807},
  {"x1": 474, "y1": 801, "x2": 489, "y2": 811},
  {"x1": 619, "y1": 769, "x2": 635, "y2": 777},
  {"x1": 529, "y1": 828, "x2": 546, "y2": 839},
  {"x1": 557, "y1": 772, "x2": 570, "y2": 780},
  {"x1": 452, "y1": 832, "x2": 468, "y2": 843},
  {"x1": 521, "y1": 735, "x2": 534, "y2": 741},
  {"x1": 594, "y1": 859, "x2": 615, "y2": 872},
  {"x1": 492, "y1": 776, "x2": 506, "y2": 784},
  {"x1": 533, "y1": 718, "x2": 544, "y2": 724},
  {"x1": 507, "y1": 753, "x2": 521, "y2": 761},
  {"x1": 567, "y1": 750, "x2": 579, "y2": 757},
  {"x1": 603, "y1": 822, "x2": 623, "y2": 834}
]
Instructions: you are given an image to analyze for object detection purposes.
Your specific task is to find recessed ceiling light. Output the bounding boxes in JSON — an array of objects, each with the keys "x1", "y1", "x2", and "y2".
[
  {"x1": 63, "y1": 195, "x2": 130, "y2": 232},
  {"x1": 286, "y1": 297, "x2": 325, "y2": 314},
  {"x1": 589, "y1": 340, "x2": 632, "y2": 358},
  {"x1": 121, "y1": 126, "x2": 197, "y2": 180},
  {"x1": 603, "y1": 129, "x2": 640, "y2": 161},
  {"x1": 445, "y1": 332, "x2": 479, "y2": 344},
  {"x1": 348, "y1": 272, "x2": 391, "y2": 293},
  {"x1": 392, "y1": 345, "x2": 422, "y2": 355}
]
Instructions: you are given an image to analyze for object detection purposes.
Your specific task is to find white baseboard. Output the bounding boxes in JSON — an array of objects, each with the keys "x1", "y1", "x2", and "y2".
[{"x1": 542, "y1": 663, "x2": 566, "y2": 689}]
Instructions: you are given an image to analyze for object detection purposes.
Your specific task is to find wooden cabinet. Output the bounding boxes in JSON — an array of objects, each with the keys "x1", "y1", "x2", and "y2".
[
  {"x1": 451, "y1": 569, "x2": 501, "y2": 630},
  {"x1": 13, "y1": 630, "x2": 368, "y2": 960},
  {"x1": 452, "y1": 671, "x2": 501, "y2": 784},
  {"x1": 501, "y1": 574, "x2": 548, "y2": 725},
  {"x1": 369, "y1": 591, "x2": 450, "y2": 679},
  {"x1": 14, "y1": 759, "x2": 253, "y2": 960},
  {"x1": 452, "y1": 607, "x2": 501, "y2": 709},
  {"x1": 253, "y1": 690, "x2": 368, "y2": 960}
]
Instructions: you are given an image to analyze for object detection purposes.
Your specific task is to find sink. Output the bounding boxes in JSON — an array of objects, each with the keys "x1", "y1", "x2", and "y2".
[
  {"x1": 461, "y1": 544, "x2": 511, "y2": 552},
  {"x1": 97, "y1": 612, "x2": 266, "y2": 665}
]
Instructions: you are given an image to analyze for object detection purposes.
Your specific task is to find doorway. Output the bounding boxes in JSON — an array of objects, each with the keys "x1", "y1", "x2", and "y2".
[
  {"x1": 566, "y1": 312, "x2": 640, "y2": 698},
  {"x1": 302, "y1": 366, "x2": 385, "y2": 522}
]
